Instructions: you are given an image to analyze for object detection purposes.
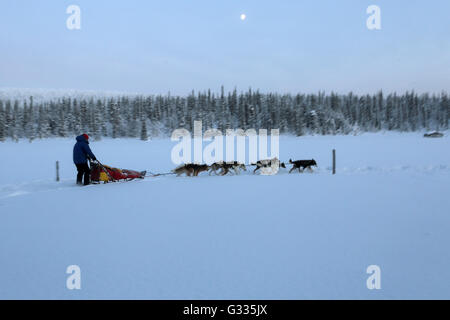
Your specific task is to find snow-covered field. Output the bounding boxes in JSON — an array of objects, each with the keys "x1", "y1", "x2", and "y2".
[{"x1": 0, "y1": 133, "x2": 449, "y2": 299}]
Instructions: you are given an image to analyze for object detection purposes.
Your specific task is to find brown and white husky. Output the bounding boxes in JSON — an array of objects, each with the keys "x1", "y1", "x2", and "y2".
[{"x1": 173, "y1": 164, "x2": 210, "y2": 176}]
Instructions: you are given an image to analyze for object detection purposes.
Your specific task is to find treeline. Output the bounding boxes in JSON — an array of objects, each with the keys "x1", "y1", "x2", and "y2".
[{"x1": 0, "y1": 88, "x2": 448, "y2": 141}]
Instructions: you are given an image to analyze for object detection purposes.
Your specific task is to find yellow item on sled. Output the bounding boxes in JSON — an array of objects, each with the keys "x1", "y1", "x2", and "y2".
[
  {"x1": 98, "y1": 165, "x2": 123, "y2": 182},
  {"x1": 99, "y1": 171, "x2": 109, "y2": 182}
]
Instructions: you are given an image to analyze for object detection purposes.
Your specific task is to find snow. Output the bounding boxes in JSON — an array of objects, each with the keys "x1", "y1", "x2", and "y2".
[{"x1": 0, "y1": 133, "x2": 449, "y2": 299}]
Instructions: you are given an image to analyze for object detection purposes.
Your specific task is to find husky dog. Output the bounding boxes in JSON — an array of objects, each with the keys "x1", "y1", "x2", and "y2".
[
  {"x1": 209, "y1": 162, "x2": 224, "y2": 175},
  {"x1": 288, "y1": 159, "x2": 317, "y2": 173},
  {"x1": 222, "y1": 161, "x2": 246, "y2": 175},
  {"x1": 173, "y1": 164, "x2": 194, "y2": 177},
  {"x1": 173, "y1": 164, "x2": 210, "y2": 177},
  {"x1": 192, "y1": 164, "x2": 210, "y2": 176},
  {"x1": 252, "y1": 158, "x2": 286, "y2": 174},
  {"x1": 209, "y1": 161, "x2": 247, "y2": 175},
  {"x1": 231, "y1": 161, "x2": 247, "y2": 175}
]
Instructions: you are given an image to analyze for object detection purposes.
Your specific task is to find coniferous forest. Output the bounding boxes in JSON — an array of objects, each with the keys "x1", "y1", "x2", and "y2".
[{"x1": 0, "y1": 88, "x2": 448, "y2": 142}]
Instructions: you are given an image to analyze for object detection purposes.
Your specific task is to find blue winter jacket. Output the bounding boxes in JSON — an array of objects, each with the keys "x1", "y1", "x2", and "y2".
[{"x1": 73, "y1": 135, "x2": 96, "y2": 164}]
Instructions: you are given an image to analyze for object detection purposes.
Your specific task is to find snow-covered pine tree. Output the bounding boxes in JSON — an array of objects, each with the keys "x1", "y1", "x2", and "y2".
[
  {"x1": 0, "y1": 100, "x2": 5, "y2": 141},
  {"x1": 109, "y1": 100, "x2": 121, "y2": 139},
  {"x1": 79, "y1": 99, "x2": 89, "y2": 133},
  {"x1": 55, "y1": 104, "x2": 66, "y2": 138},
  {"x1": 25, "y1": 97, "x2": 36, "y2": 142},
  {"x1": 294, "y1": 102, "x2": 306, "y2": 136},
  {"x1": 72, "y1": 98, "x2": 82, "y2": 135},
  {"x1": 90, "y1": 100, "x2": 101, "y2": 140},
  {"x1": 22, "y1": 100, "x2": 29, "y2": 139},
  {"x1": 3, "y1": 100, "x2": 11, "y2": 140},
  {"x1": 140, "y1": 119, "x2": 148, "y2": 141},
  {"x1": 59, "y1": 98, "x2": 69, "y2": 135},
  {"x1": 12, "y1": 100, "x2": 21, "y2": 141},
  {"x1": 440, "y1": 92, "x2": 449, "y2": 130}
]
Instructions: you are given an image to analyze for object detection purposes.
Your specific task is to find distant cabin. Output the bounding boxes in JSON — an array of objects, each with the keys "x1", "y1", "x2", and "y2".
[{"x1": 424, "y1": 131, "x2": 444, "y2": 138}]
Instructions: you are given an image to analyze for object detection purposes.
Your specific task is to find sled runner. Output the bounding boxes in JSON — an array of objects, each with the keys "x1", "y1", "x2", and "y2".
[{"x1": 90, "y1": 161, "x2": 146, "y2": 183}]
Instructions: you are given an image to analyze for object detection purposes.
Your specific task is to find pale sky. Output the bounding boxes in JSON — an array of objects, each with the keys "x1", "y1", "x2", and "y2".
[{"x1": 0, "y1": 0, "x2": 449, "y2": 95}]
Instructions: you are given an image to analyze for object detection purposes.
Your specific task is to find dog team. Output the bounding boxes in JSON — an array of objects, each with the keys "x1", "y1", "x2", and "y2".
[{"x1": 172, "y1": 158, "x2": 318, "y2": 177}]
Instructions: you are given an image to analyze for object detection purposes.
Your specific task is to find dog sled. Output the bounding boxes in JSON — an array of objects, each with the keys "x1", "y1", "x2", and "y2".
[
  {"x1": 88, "y1": 157, "x2": 319, "y2": 183},
  {"x1": 90, "y1": 160, "x2": 146, "y2": 183}
]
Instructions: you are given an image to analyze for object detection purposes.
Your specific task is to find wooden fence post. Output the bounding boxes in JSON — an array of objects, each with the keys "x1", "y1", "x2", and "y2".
[
  {"x1": 56, "y1": 161, "x2": 60, "y2": 182},
  {"x1": 332, "y1": 149, "x2": 336, "y2": 175}
]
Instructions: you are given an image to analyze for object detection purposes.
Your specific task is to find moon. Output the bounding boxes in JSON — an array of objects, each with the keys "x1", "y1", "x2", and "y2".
[{"x1": 240, "y1": 14, "x2": 246, "y2": 21}]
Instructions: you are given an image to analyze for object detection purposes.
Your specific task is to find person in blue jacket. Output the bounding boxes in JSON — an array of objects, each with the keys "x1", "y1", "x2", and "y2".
[{"x1": 73, "y1": 134, "x2": 97, "y2": 185}]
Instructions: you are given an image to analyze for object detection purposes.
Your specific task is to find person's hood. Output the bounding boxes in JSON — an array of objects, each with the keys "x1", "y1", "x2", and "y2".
[{"x1": 76, "y1": 135, "x2": 89, "y2": 144}]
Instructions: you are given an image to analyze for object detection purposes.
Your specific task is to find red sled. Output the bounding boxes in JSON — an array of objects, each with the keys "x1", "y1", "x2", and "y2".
[{"x1": 91, "y1": 162, "x2": 146, "y2": 183}]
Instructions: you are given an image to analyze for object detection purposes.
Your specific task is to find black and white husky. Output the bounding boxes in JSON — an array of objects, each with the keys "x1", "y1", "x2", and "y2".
[{"x1": 252, "y1": 158, "x2": 286, "y2": 174}]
